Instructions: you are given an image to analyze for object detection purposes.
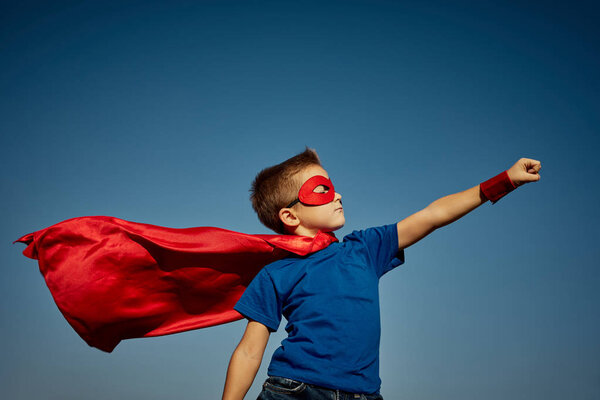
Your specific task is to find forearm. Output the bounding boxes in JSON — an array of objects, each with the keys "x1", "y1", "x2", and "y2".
[
  {"x1": 427, "y1": 185, "x2": 487, "y2": 228},
  {"x1": 222, "y1": 346, "x2": 263, "y2": 400},
  {"x1": 396, "y1": 160, "x2": 540, "y2": 250}
]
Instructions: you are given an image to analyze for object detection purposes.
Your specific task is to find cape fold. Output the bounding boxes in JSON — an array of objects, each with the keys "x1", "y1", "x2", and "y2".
[{"x1": 15, "y1": 216, "x2": 338, "y2": 352}]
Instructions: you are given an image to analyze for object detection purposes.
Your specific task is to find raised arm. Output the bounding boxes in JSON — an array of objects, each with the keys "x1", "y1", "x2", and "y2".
[
  {"x1": 222, "y1": 320, "x2": 270, "y2": 400},
  {"x1": 396, "y1": 158, "x2": 541, "y2": 250}
]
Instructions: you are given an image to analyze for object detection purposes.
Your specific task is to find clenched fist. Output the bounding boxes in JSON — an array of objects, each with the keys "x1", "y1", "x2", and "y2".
[{"x1": 507, "y1": 158, "x2": 541, "y2": 187}]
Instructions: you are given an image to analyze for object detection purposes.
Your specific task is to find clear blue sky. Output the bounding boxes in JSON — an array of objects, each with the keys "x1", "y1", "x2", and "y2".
[{"x1": 2, "y1": 1, "x2": 599, "y2": 399}]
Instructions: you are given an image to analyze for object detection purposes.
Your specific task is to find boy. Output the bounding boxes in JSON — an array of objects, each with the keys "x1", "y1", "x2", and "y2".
[{"x1": 222, "y1": 149, "x2": 541, "y2": 400}]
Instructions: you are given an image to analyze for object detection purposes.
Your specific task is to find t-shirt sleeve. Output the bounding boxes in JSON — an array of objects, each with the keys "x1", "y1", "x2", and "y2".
[
  {"x1": 233, "y1": 268, "x2": 282, "y2": 332},
  {"x1": 347, "y1": 224, "x2": 405, "y2": 278}
]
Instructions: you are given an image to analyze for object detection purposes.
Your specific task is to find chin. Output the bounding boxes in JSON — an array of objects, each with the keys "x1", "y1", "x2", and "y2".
[{"x1": 331, "y1": 222, "x2": 345, "y2": 232}]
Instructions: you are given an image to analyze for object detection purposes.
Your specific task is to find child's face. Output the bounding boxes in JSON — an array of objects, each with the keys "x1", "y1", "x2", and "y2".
[{"x1": 289, "y1": 164, "x2": 345, "y2": 235}]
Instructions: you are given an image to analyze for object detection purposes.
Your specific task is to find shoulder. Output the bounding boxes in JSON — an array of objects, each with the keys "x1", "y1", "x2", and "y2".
[
  {"x1": 342, "y1": 224, "x2": 398, "y2": 245},
  {"x1": 342, "y1": 224, "x2": 404, "y2": 278}
]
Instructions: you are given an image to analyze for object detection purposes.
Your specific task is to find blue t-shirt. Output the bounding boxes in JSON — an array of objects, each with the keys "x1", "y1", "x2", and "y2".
[{"x1": 234, "y1": 224, "x2": 404, "y2": 394}]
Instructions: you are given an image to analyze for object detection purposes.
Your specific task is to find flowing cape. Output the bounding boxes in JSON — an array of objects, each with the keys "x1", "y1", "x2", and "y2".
[{"x1": 15, "y1": 216, "x2": 338, "y2": 352}]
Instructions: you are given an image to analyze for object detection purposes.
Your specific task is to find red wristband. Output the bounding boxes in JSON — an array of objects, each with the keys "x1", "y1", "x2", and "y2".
[{"x1": 480, "y1": 170, "x2": 517, "y2": 204}]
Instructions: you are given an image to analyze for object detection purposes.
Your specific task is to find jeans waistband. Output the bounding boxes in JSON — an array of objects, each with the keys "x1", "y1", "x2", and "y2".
[{"x1": 265, "y1": 376, "x2": 382, "y2": 400}]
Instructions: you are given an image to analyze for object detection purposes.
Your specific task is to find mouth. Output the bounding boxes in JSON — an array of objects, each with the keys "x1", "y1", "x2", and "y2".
[{"x1": 335, "y1": 207, "x2": 344, "y2": 212}]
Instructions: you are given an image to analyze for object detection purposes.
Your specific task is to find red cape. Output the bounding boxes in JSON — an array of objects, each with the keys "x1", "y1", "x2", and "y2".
[{"x1": 15, "y1": 216, "x2": 338, "y2": 352}]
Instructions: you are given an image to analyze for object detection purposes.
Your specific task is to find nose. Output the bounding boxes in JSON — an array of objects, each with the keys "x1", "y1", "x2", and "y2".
[{"x1": 334, "y1": 192, "x2": 342, "y2": 202}]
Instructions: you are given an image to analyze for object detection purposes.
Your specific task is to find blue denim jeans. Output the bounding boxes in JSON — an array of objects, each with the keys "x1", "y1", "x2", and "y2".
[{"x1": 257, "y1": 376, "x2": 384, "y2": 400}]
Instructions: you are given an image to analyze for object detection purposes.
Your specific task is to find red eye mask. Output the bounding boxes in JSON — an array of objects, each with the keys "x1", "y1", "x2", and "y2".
[{"x1": 287, "y1": 175, "x2": 335, "y2": 207}]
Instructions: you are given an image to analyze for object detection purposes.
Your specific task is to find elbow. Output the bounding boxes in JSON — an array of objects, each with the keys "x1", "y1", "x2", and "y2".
[
  {"x1": 235, "y1": 342, "x2": 265, "y2": 363},
  {"x1": 425, "y1": 203, "x2": 448, "y2": 229},
  {"x1": 239, "y1": 348, "x2": 263, "y2": 362}
]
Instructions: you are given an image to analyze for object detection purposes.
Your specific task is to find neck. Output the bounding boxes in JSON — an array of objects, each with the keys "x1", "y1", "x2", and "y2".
[{"x1": 290, "y1": 226, "x2": 321, "y2": 237}]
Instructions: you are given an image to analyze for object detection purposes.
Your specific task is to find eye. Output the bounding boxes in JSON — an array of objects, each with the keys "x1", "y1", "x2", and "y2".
[{"x1": 313, "y1": 185, "x2": 330, "y2": 194}]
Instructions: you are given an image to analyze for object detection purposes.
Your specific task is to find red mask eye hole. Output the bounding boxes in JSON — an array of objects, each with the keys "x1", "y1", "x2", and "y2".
[{"x1": 298, "y1": 176, "x2": 335, "y2": 205}]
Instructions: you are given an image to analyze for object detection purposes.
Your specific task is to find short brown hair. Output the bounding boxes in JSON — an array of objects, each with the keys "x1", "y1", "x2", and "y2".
[{"x1": 251, "y1": 147, "x2": 321, "y2": 233}]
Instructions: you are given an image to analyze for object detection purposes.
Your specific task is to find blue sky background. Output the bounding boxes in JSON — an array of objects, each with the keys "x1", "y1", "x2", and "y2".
[{"x1": 1, "y1": 1, "x2": 599, "y2": 399}]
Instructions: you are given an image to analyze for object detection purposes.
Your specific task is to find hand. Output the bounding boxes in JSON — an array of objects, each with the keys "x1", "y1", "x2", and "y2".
[{"x1": 507, "y1": 158, "x2": 542, "y2": 186}]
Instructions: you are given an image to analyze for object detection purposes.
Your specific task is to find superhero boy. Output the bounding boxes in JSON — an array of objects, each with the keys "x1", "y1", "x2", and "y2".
[{"x1": 222, "y1": 148, "x2": 541, "y2": 400}]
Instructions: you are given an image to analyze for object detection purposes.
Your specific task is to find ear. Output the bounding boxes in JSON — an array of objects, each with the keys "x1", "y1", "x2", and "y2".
[{"x1": 279, "y1": 207, "x2": 300, "y2": 231}]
